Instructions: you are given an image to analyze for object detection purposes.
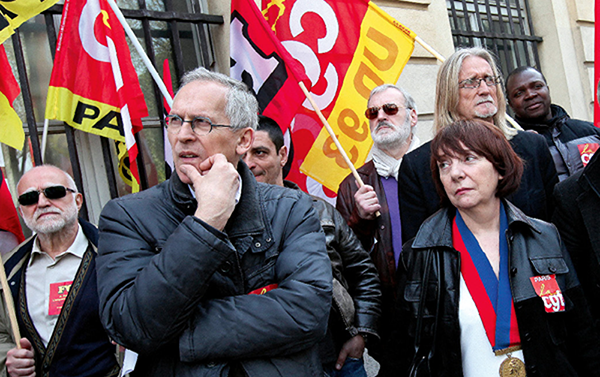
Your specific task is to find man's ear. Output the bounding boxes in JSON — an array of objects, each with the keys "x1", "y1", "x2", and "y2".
[
  {"x1": 75, "y1": 193, "x2": 84, "y2": 212},
  {"x1": 409, "y1": 108, "x2": 418, "y2": 128},
  {"x1": 236, "y1": 128, "x2": 255, "y2": 156},
  {"x1": 279, "y1": 145, "x2": 288, "y2": 166}
]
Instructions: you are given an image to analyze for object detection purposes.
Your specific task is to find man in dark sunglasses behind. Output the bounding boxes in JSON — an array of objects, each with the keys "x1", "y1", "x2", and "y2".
[
  {"x1": 336, "y1": 84, "x2": 420, "y2": 363},
  {"x1": 1, "y1": 165, "x2": 119, "y2": 377}
]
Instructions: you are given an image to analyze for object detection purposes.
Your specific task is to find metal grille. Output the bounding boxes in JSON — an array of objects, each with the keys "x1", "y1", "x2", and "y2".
[
  {"x1": 4, "y1": 1, "x2": 223, "y2": 221},
  {"x1": 447, "y1": 0, "x2": 542, "y2": 76}
]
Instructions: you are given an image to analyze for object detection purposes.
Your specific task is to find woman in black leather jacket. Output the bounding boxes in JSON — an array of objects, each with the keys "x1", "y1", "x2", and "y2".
[{"x1": 385, "y1": 120, "x2": 600, "y2": 377}]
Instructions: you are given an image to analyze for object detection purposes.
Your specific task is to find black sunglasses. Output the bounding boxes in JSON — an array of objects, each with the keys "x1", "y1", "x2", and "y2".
[
  {"x1": 18, "y1": 186, "x2": 76, "y2": 206},
  {"x1": 365, "y1": 103, "x2": 402, "y2": 120}
]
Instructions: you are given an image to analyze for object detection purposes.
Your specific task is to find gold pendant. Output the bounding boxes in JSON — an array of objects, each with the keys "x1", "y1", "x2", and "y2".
[{"x1": 499, "y1": 354, "x2": 526, "y2": 377}]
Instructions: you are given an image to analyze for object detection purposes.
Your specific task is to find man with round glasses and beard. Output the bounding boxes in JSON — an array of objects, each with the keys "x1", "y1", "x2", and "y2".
[
  {"x1": 0, "y1": 165, "x2": 119, "y2": 377},
  {"x1": 336, "y1": 84, "x2": 420, "y2": 362}
]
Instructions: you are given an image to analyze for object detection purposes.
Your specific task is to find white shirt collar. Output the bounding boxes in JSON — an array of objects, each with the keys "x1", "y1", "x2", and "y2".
[{"x1": 29, "y1": 223, "x2": 86, "y2": 266}]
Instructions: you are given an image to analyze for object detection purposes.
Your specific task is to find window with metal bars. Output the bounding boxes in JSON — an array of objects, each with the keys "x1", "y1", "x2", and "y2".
[
  {"x1": 446, "y1": 0, "x2": 542, "y2": 76},
  {"x1": 1, "y1": 0, "x2": 223, "y2": 222}
]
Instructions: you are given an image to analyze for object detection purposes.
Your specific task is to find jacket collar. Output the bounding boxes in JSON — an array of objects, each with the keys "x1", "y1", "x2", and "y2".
[
  {"x1": 168, "y1": 160, "x2": 266, "y2": 237},
  {"x1": 515, "y1": 104, "x2": 568, "y2": 132},
  {"x1": 411, "y1": 200, "x2": 540, "y2": 250}
]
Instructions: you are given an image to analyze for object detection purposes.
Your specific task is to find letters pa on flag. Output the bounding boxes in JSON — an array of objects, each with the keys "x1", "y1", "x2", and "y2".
[
  {"x1": 45, "y1": 0, "x2": 148, "y2": 192},
  {"x1": 262, "y1": 0, "x2": 415, "y2": 193}
]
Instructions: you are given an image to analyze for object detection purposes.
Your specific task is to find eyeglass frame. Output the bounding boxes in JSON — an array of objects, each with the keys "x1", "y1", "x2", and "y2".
[
  {"x1": 18, "y1": 185, "x2": 77, "y2": 206},
  {"x1": 365, "y1": 103, "x2": 409, "y2": 120},
  {"x1": 164, "y1": 114, "x2": 233, "y2": 135},
  {"x1": 458, "y1": 76, "x2": 502, "y2": 89}
]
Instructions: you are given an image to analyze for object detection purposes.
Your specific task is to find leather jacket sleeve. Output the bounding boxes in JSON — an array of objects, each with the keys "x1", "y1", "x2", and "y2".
[
  {"x1": 336, "y1": 177, "x2": 377, "y2": 253},
  {"x1": 318, "y1": 199, "x2": 382, "y2": 338}
]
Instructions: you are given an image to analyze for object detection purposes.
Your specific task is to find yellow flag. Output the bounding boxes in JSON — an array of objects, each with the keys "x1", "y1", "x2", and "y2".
[
  {"x1": 300, "y1": 1, "x2": 415, "y2": 191},
  {"x1": 0, "y1": 0, "x2": 60, "y2": 44},
  {"x1": 0, "y1": 45, "x2": 24, "y2": 150}
]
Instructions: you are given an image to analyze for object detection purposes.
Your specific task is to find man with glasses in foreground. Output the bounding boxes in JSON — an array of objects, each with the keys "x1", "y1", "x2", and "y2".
[
  {"x1": 2, "y1": 165, "x2": 119, "y2": 377},
  {"x1": 96, "y1": 67, "x2": 332, "y2": 377},
  {"x1": 398, "y1": 47, "x2": 558, "y2": 245},
  {"x1": 336, "y1": 84, "x2": 420, "y2": 364}
]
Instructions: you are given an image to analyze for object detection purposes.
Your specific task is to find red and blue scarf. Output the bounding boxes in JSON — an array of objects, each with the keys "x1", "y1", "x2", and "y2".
[{"x1": 452, "y1": 203, "x2": 521, "y2": 352}]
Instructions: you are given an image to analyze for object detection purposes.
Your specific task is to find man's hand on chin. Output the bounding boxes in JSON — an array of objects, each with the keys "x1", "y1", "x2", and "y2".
[{"x1": 179, "y1": 154, "x2": 240, "y2": 231}]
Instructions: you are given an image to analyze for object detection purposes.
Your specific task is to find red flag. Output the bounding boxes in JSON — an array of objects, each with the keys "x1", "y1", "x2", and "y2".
[
  {"x1": 230, "y1": 0, "x2": 311, "y2": 134},
  {"x1": 162, "y1": 59, "x2": 174, "y2": 173},
  {"x1": 45, "y1": 0, "x2": 148, "y2": 192},
  {"x1": 0, "y1": 44, "x2": 25, "y2": 150},
  {"x1": 595, "y1": 1, "x2": 600, "y2": 128},
  {"x1": 261, "y1": 0, "x2": 415, "y2": 195},
  {"x1": 0, "y1": 169, "x2": 24, "y2": 245}
]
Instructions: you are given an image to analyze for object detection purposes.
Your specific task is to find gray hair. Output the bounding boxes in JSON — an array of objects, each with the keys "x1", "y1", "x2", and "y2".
[
  {"x1": 180, "y1": 67, "x2": 258, "y2": 130},
  {"x1": 368, "y1": 84, "x2": 418, "y2": 114},
  {"x1": 434, "y1": 47, "x2": 515, "y2": 140}
]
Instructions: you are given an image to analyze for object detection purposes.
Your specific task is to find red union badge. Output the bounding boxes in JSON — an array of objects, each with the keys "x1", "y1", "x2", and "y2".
[
  {"x1": 49, "y1": 281, "x2": 73, "y2": 316},
  {"x1": 529, "y1": 275, "x2": 565, "y2": 313},
  {"x1": 578, "y1": 143, "x2": 599, "y2": 167},
  {"x1": 248, "y1": 283, "x2": 278, "y2": 295}
]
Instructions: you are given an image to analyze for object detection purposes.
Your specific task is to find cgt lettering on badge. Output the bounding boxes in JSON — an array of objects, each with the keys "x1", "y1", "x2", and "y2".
[
  {"x1": 542, "y1": 293, "x2": 565, "y2": 313},
  {"x1": 530, "y1": 274, "x2": 566, "y2": 313}
]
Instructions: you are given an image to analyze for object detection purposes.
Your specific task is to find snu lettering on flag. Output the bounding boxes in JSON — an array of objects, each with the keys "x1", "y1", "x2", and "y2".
[{"x1": 262, "y1": 0, "x2": 415, "y2": 194}]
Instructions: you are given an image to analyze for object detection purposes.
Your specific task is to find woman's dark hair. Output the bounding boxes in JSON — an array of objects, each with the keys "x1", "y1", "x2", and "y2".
[{"x1": 430, "y1": 119, "x2": 524, "y2": 206}]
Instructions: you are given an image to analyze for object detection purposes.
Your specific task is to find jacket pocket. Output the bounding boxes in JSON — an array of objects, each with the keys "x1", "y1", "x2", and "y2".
[{"x1": 530, "y1": 256, "x2": 569, "y2": 275}]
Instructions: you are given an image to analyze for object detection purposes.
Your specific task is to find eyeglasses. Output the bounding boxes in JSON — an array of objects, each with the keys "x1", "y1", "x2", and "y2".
[
  {"x1": 459, "y1": 76, "x2": 501, "y2": 89},
  {"x1": 165, "y1": 115, "x2": 233, "y2": 136},
  {"x1": 18, "y1": 186, "x2": 76, "y2": 206},
  {"x1": 365, "y1": 103, "x2": 406, "y2": 120}
]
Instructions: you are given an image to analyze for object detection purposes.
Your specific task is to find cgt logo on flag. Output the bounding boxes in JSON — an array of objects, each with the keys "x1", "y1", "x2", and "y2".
[{"x1": 46, "y1": 0, "x2": 147, "y2": 192}]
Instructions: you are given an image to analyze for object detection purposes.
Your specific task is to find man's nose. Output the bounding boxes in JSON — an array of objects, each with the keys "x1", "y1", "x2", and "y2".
[
  {"x1": 176, "y1": 122, "x2": 197, "y2": 141},
  {"x1": 477, "y1": 80, "x2": 493, "y2": 95},
  {"x1": 37, "y1": 192, "x2": 52, "y2": 207}
]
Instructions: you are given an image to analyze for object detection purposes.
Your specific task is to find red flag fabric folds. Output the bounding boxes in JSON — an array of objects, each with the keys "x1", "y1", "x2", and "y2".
[
  {"x1": 0, "y1": 169, "x2": 24, "y2": 244},
  {"x1": 45, "y1": 0, "x2": 148, "y2": 191},
  {"x1": 230, "y1": 0, "x2": 310, "y2": 135},
  {"x1": 0, "y1": 44, "x2": 25, "y2": 150}
]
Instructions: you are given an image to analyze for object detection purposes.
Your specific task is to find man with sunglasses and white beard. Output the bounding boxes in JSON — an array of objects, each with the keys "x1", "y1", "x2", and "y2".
[
  {"x1": 336, "y1": 84, "x2": 420, "y2": 363},
  {"x1": 0, "y1": 165, "x2": 119, "y2": 377}
]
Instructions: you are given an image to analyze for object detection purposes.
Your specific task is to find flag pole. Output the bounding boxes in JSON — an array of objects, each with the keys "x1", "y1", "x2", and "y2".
[
  {"x1": 298, "y1": 82, "x2": 365, "y2": 187},
  {"x1": 105, "y1": 0, "x2": 173, "y2": 107},
  {"x1": 414, "y1": 36, "x2": 523, "y2": 131},
  {"x1": 0, "y1": 261, "x2": 21, "y2": 349},
  {"x1": 41, "y1": 118, "x2": 49, "y2": 162}
]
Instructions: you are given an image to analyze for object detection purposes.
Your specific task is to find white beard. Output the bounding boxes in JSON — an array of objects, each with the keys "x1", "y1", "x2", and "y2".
[
  {"x1": 24, "y1": 201, "x2": 79, "y2": 235},
  {"x1": 371, "y1": 116, "x2": 411, "y2": 150}
]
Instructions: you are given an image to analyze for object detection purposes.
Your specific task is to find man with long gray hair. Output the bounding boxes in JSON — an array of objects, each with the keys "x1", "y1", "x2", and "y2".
[
  {"x1": 96, "y1": 67, "x2": 332, "y2": 376},
  {"x1": 398, "y1": 47, "x2": 558, "y2": 243}
]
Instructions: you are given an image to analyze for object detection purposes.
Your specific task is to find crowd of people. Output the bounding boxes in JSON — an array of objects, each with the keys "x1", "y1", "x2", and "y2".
[{"x1": 1, "y1": 46, "x2": 600, "y2": 377}]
